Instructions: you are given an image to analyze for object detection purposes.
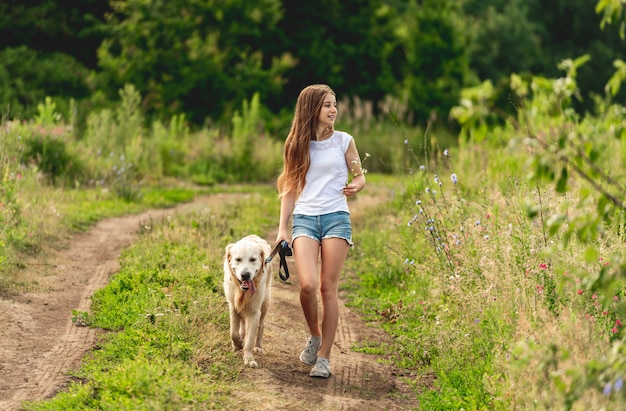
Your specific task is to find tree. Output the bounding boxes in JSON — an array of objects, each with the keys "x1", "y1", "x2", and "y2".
[{"x1": 97, "y1": 0, "x2": 294, "y2": 124}]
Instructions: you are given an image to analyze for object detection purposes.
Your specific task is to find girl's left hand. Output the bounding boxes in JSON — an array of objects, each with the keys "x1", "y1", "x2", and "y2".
[{"x1": 342, "y1": 183, "x2": 359, "y2": 198}]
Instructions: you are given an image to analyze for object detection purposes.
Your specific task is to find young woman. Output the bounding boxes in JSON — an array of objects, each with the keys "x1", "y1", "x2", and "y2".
[{"x1": 275, "y1": 84, "x2": 366, "y2": 378}]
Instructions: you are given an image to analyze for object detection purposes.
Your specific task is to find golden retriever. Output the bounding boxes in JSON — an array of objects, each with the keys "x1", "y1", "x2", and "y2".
[{"x1": 223, "y1": 234, "x2": 272, "y2": 367}]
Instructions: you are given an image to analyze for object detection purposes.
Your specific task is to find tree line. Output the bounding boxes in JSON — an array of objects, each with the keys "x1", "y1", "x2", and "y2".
[{"x1": 1, "y1": 0, "x2": 625, "y2": 129}]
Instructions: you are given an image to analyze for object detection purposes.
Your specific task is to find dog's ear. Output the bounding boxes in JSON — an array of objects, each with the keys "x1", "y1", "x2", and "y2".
[{"x1": 225, "y1": 243, "x2": 234, "y2": 262}]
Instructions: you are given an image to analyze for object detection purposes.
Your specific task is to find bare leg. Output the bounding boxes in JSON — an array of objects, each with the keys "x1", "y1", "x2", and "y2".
[
  {"x1": 318, "y1": 238, "x2": 349, "y2": 359},
  {"x1": 293, "y1": 237, "x2": 322, "y2": 337}
]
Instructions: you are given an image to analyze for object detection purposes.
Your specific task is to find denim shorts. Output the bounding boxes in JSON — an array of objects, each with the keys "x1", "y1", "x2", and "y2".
[{"x1": 292, "y1": 211, "x2": 353, "y2": 247}]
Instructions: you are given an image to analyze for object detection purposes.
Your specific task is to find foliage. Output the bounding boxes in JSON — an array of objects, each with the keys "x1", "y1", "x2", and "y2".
[
  {"x1": 0, "y1": 0, "x2": 109, "y2": 69},
  {"x1": 96, "y1": 0, "x2": 292, "y2": 124},
  {"x1": 2, "y1": 0, "x2": 626, "y2": 130},
  {"x1": 0, "y1": 46, "x2": 92, "y2": 120}
]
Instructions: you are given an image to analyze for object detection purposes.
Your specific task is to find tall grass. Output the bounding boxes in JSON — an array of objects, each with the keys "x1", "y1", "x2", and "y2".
[{"x1": 344, "y1": 65, "x2": 626, "y2": 409}]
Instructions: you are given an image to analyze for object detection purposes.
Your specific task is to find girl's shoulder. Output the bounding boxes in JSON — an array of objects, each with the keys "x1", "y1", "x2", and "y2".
[{"x1": 331, "y1": 130, "x2": 353, "y2": 151}]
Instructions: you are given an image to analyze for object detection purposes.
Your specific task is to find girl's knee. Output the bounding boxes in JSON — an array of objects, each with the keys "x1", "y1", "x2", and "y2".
[
  {"x1": 319, "y1": 283, "x2": 338, "y2": 299},
  {"x1": 300, "y1": 282, "x2": 317, "y2": 297}
]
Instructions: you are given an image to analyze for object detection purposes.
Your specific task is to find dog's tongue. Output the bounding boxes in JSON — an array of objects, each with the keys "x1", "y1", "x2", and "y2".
[{"x1": 243, "y1": 280, "x2": 256, "y2": 295}]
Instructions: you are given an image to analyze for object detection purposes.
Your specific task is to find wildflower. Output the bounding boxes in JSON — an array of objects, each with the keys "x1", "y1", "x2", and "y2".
[
  {"x1": 450, "y1": 173, "x2": 457, "y2": 184},
  {"x1": 443, "y1": 148, "x2": 449, "y2": 156},
  {"x1": 615, "y1": 377, "x2": 623, "y2": 391},
  {"x1": 425, "y1": 188, "x2": 430, "y2": 193},
  {"x1": 612, "y1": 326, "x2": 618, "y2": 333},
  {"x1": 475, "y1": 220, "x2": 480, "y2": 226},
  {"x1": 577, "y1": 289, "x2": 583, "y2": 295},
  {"x1": 592, "y1": 293, "x2": 598, "y2": 300},
  {"x1": 603, "y1": 311, "x2": 609, "y2": 315},
  {"x1": 415, "y1": 200, "x2": 422, "y2": 205},
  {"x1": 604, "y1": 382, "x2": 612, "y2": 396},
  {"x1": 434, "y1": 176, "x2": 440, "y2": 185},
  {"x1": 539, "y1": 263, "x2": 547, "y2": 269},
  {"x1": 614, "y1": 296, "x2": 619, "y2": 302},
  {"x1": 616, "y1": 319, "x2": 623, "y2": 326},
  {"x1": 419, "y1": 165, "x2": 425, "y2": 171},
  {"x1": 404, "y1": 139, "x2": 408, "y2": 144},
  {"x1": 483, "y1": 235, "x2": 489, "y2": 240}
]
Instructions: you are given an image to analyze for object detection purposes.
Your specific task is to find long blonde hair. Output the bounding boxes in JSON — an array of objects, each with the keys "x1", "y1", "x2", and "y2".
[{"x1": 277, "y1": 84, "x2": 335, "y2": 198}]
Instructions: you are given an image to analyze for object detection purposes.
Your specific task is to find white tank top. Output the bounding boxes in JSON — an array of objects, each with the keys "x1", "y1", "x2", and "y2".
[{"x1": 293, "y1": 131, "x2": 352, "y2": 216}]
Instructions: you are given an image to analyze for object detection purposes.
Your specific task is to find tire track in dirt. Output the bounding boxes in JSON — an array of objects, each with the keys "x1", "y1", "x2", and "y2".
[
  {"x1": 0, "y1": 189, "x2": 422, "y2": 411},
  {"x1": 0, "y1": 196, "x2": 228, "y2": 411},
  {"x1": 235, "y1": 190, "x2": 422, "y2": 411}
]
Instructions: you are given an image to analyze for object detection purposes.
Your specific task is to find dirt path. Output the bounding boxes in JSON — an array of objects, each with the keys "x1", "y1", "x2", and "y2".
[{"x1": 0, "y1": 190, "x2": 420, "y2": 411}]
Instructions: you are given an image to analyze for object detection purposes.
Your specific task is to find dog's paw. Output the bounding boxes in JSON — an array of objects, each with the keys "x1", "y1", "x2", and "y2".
[
  {"x1": 253, "y1": 347, "x2": 264, "y2": 354},
  {"x1": 231, "y1": 341, "x2": 243, "y2": 352},
  {"x1": 244, "y1": 357, "x2": 258, "y2": 368}
]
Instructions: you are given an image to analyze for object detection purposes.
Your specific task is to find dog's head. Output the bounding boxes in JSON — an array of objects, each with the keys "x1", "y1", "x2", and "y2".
[{"x1": 225, "y1": 236, "x2": 269, "y2": 294}]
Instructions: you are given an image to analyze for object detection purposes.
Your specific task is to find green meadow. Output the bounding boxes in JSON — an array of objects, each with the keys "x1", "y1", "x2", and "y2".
[{"x1": 2, "y1": 66, "x2": 625, "y2": 410}]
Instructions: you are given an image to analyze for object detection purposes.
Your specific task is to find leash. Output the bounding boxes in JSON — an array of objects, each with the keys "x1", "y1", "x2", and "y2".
[{"x1": 266, "y1": 240, "x2": 292, "y2": 281}]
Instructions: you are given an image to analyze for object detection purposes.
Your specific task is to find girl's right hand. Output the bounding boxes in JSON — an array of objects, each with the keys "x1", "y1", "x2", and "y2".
[{"x1": 276, "y1": 229, "x2": 291, "y2": 245}]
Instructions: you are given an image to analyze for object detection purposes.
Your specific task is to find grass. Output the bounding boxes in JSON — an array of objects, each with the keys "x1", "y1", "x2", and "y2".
[
  {"x1": 23, "y1": 186, "x2": 279, "y2": 410},
  {"x1": 5, "y1": 71, "x2": 626, "y2": 409}
]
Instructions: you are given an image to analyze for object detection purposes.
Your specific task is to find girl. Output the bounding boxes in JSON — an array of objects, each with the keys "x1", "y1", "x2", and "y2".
[{"x1": 275, "y1": 84, "x2": 366, "y2": 378}]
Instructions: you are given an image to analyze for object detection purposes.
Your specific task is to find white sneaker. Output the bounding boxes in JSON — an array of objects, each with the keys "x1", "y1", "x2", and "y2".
[
  {"x1": 309, "y1": 357, "x2": 331, "y2": 378},
  {"x1": 299, "y1": 336, "x2": 321, "y2": 365}
]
